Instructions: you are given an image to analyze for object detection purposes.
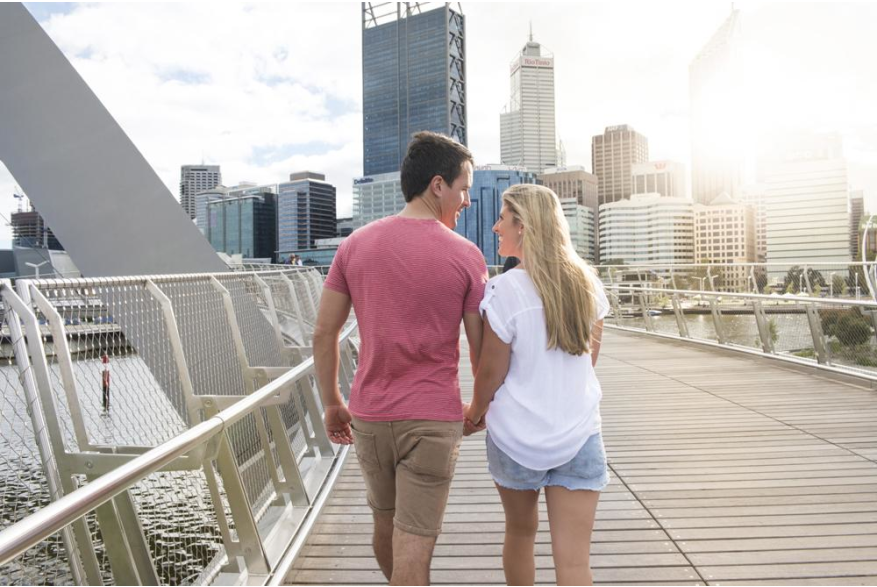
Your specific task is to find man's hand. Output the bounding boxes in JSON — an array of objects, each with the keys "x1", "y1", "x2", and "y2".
[
  {"x1": 324, "y1": 404, "x2": 354, "y2": 444},
  {"x1": 462, "y1": 402, "x2": 487, "y2": 436}
]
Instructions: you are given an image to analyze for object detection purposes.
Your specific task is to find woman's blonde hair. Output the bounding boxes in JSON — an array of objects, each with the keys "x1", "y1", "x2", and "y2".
[{"x1": 502, "y1": 184, "x2": 598, "y2": 355}]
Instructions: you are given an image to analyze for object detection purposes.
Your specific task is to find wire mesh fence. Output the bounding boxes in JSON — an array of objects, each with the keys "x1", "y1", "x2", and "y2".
[{"x1": 0, "y1": 269, "x2": 346, "y2": 586}]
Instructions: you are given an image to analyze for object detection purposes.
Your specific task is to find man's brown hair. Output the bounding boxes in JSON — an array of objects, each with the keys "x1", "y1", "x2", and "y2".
[{"x1": 400, "y1": 132, "x2": 474, "y2": 202}]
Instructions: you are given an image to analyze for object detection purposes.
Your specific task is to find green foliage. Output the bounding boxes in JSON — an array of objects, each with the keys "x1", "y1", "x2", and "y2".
[{"x1": 836, "y1": 313, "x2": 873, "y2": 347}]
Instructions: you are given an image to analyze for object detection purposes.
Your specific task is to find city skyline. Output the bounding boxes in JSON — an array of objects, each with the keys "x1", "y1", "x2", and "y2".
[{"x1": 1, "y1": 3, "x2": 876, "y2": 248}]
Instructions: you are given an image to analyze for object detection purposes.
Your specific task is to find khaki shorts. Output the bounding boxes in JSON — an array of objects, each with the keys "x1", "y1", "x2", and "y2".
[{"x1": 350, "y1": 417, "x2": 463, "y2": 537}]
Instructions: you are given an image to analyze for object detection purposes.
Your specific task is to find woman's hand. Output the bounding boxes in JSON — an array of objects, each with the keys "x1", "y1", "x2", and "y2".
[{"x1": 462, "y1": 402, "x2": 487, "y2": 436}]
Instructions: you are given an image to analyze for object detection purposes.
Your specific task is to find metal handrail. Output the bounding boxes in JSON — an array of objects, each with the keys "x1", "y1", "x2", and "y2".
[
  {"x1": 607, "y1": 284, "x2": 877, "y2": 308},
  {"x1": 0, "y1": 321, "x2": 358, "y2": 568},
  {"x1": 595, "y1": 261, "x2": 877, "y2": 269},
  {"x1": 28, "y1": 267, "x2": 316, "y2": 289}
]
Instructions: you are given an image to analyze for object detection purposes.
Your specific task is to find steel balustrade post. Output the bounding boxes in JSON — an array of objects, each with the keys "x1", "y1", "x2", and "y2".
[
  {"x1": 709, "y1": 297, "x2": 727, "y2": 345},
  {"x1": 253, "y1": 274, "x2": 285, "y2": 352},
  {"x1": 639, "y1": 292, "x2": 654, "y2": 332},
  {"x1": 805, "y1": 303, "x2": 829, "y2": 365},
  {"x1": 752, "y1": 300, "x2": 775, "y2": 354},
  {"x1": 281, "y1": 274, "x2": 310, "y2": 346},
  {"x1": 671, "y1": 294, "x2": 689, "y2": 338},
  {"x1": 264, "y1": 406, "x2": 311, "y2": 506}
]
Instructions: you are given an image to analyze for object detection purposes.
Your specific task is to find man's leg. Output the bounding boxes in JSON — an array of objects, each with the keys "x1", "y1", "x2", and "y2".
[
  {"x1": 389, "y1": 528, "x2": 436, "y2": 585},
  {"x1": 373, "y1": 510, "x2": 394, "y2": 581},
  {"x1": 392, "y1": 420, "x2": 463, "y2": 586},
  {"x1": 349, "y1": 418, "x2": 398, "y2": 581}
]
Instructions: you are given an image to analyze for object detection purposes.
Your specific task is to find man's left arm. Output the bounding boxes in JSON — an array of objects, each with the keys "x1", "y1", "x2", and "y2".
[
  {"x1": 463, "y1": 311, "x2": 483, "y2": 376},
  {"x1": 313, "y1": 288, "x2": 354, "y2": 444}
]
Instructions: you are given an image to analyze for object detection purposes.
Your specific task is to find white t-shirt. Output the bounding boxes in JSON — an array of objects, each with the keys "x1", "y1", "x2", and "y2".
[{"x1": 479, "y1": 268, "x2": 610, "y2": 470}]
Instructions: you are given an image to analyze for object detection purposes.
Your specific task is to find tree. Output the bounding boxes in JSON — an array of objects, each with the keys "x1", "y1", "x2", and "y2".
[
  {"x1": 849, "y1": 249, "x2": 877, "y2": 298},
  {"x1": 783, "y1": 266, "x2": 826, "y2": 294},
  {"x1": 821, "y1": 308, "x2": 849, "y2": 338},
  {"x1": 836, "y1": 313, "x2": 873, "y2": 347},
  {"x1": 832, "y1": 274, "x2": 847, "y2": 297},
  {"x1": 754, "y1": 270, "x2": 769, "y2": 293},
  {"x1": 755, "y1": 318, "x2": 780, "y2": 348}
]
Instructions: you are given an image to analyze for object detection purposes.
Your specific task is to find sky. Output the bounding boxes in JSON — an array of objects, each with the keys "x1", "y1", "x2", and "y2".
[{"x1": 1, "y1": 2, "x2": 876, "y2": 249}]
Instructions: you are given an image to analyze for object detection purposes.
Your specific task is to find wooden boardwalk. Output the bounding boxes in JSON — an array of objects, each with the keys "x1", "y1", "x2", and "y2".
[{"x1": 285, "y1": 329, "x2": 877, "y2": 585}]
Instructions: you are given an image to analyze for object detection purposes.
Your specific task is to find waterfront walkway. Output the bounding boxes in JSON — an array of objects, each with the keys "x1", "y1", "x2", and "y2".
[{"x1": 285, "y1": 329, "x2": 877, "y2": 585}]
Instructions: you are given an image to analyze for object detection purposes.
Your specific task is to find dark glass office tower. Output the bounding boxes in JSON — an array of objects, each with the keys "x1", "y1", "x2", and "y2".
[{"x1": 362, "y1": 3, "x2": 466, "y2": 176}]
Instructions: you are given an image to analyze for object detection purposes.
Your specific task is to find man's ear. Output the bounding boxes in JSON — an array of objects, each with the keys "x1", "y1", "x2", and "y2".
[{"x1": 430, "y1": 175, "x2": 443, "y2": 196}]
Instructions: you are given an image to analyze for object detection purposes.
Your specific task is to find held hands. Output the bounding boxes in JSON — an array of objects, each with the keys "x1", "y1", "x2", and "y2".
[{"x1": 462, "y1": 402, "x2": 487, "y2": 436}]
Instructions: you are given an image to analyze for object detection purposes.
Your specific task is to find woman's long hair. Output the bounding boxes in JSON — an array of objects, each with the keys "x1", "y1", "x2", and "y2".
[{"x1": 502, "y1": 184, "x2": 598, "y2": 355}]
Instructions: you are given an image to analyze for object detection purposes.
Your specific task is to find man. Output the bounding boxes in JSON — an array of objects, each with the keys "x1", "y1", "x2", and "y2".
[
  {"x1": 313, "y1": 131, "x2": 487, "y2": 585},
  {"x1": 502, "y1": 256, "x2": 521, "y2": 273}
]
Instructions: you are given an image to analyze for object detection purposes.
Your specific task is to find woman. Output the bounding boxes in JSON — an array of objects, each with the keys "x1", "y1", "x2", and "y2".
[{"x1": 465, "y1": 184, "x2": 609, "y2": 586}]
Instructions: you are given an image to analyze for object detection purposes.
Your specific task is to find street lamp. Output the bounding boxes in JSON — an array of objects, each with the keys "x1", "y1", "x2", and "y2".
[{"x1": 25, "y1": 260, "x2": 49, "y2": 278}]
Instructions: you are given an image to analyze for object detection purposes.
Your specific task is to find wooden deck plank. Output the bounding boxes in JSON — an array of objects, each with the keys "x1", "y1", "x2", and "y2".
[{"x1": 284, "y1": 329, "x2": 877, "y2": 585}]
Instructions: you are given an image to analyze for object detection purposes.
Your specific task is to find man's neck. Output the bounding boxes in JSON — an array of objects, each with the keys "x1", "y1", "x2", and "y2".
[{"x1": 398, "y1": 195, "x2": 440, "y2": 221}]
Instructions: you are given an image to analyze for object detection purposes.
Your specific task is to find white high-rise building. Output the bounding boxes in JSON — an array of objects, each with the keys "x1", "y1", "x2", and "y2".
[
  {"x1": 560, "y1": 198, "x2": 596, "y2": 263},
  {"x1": 760, "y1": 132, "x2": 851, "y2": 267},
  {"x1": 180, "y1": 165, "x2": 222, "y2": 220},
  {"x1": 541, "y1": 167, "x2": 598, "y2": 263},
  {"x1": 689, "y1": 8, "x2": 744, "y2": 205},
  {"x1": 632, "y1": 161, "x2": 687, "y2": 199},
  {"x1": 598, "y1": 193, "x2": 694, "y2": 265},
  {"x1": 500, "y1": 34, "x2": 556, "y2": 173},
  {"x1": 352, "y1": 172, "x2": 404, "y2": 229}
]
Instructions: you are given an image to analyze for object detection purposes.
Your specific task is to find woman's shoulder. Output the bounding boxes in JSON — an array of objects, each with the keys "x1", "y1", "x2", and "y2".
[
  {"x1": 483, "y1": 269, "x2": 540, "y2": 312},
  {"x1": 486, "y1": 269, "x2": 529, "y2": 294}
]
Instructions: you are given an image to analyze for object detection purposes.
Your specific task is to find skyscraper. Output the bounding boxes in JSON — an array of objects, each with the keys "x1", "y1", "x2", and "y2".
[
  {"x1": 742, "y1": 184, "x2": 768, "y2": 264},
  {"x1": 207, "y1": 191, "x2": 277, "y2": 261},
  {"x1": 195, "y1": 186, "x2": 229, "y2": 235},
  {"x1": 455, "y1": 165, "x2": 538, "y2": 266},
  {"x1": 361, "y1": 3, "x2": 466, "y2": 176},
  {"x1": 277, "y1": 171, "x2": 337, "y2": 252},
  {"x1": 631, "y1": 161, "x2": 687, "y2": 199},
  {"x1": 180, "y1": 165, "x2": 221, "y2": 220},
  {"x1": 500, "y1": 33, "x2": 556, "y2": 172},
  {"x1": 759, "y1": 132, "x2": 851, "y2": 268},
  {"x1": 694, "y1": 194, "x2": 756, "y2": 291},
  {"x1": 10, "y1": 206, "x2": 63, "y2": 250},
  {"x1": 352, "y1": 172, "x2": 404, "y2": 229},
  {"x1": 850, "y1": 190, "x2": 864, "y2": 260},
  {"x1": 591, "y1": 125, "x2": 649, "y2": 207},
  {"x1": 599, "y1": 194, "x2": 695, "y2": 265},
  {"x1": 539, "y1": 166, "x2": 598, "y2": 262},
  {"x1": 689, "y1": 8, "x2": 744, "y2": 205}
]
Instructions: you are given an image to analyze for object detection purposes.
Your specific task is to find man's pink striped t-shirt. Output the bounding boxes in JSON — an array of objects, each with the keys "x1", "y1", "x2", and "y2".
[{"x1": 324, "y1": 216, "x2": 488, "y2": 422}]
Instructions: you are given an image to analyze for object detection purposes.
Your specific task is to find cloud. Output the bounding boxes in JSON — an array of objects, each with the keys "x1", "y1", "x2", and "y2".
[{"x1": 2, "y1": 1, "x2": 877, "y2": 252}]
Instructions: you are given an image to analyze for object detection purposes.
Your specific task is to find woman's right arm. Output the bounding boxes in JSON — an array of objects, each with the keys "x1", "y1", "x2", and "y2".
[
  {"x1": 590, "y1": 319, "x2": 604, "y2": 367},
  {"x1": 465, "y1": 316, "x2": 511, "y2": 425}
]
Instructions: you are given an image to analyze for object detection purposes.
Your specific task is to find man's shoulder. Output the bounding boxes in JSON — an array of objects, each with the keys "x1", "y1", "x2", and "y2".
[
  {"x1": 347, "y1": 216, "x2": 393, "y2": 239},
  {"x1": 439, "y1": 228, "x2": 485, "y2": 262}
]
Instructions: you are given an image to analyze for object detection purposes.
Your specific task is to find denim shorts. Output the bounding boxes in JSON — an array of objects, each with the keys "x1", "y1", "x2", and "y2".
[{"x1": 486, "y1": 431, "x2": 610, "y2": 492}]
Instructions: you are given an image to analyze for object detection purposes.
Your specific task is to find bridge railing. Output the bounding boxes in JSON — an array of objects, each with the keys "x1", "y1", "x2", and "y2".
[
  {"x1": 606, "y1": 283, "x2": 877, "y2": 382},
  {"x1": 594, "y1": 261, "x2": 877, "y2": 300},
  {"x1": 0, "y1": 269, "x2": 356, "y2": 586}
]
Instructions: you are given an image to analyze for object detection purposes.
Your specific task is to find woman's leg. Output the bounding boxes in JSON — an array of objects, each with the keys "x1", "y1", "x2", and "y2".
[
  {"x1": 544, "y1": 487, "x2": 600, "y2": 586},
  {"x1": 496, "y1": 484, "x2": 540, "y2": 586}
]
